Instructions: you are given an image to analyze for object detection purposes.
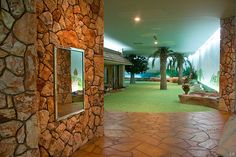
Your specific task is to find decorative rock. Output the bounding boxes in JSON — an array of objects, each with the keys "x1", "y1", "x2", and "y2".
[
  {"x1": 220, "y1": 16, "x2": 235, "y2": 112},
  {"x1": 14, "y1": 93, "x2": 37, "y2": 121},
  {"x1": 56, "y1": 30, "x2": 79, "y2": 47},
  {"x1": 6, "y1": 56, "x2": 24, "y2": 76},
  {"x1": 6, "y1": 96, "x2": 13, "y2": 108},
  {"x1": 79, "y1": 0, "x2": 89, "y2": 15},
  {"x1": 0, "y1": 93, "x2": 6, "y2": 108},
  {"x1": 40, "y1": 147, "x2": 49, "y2": 157},
  {"x1": 16, "y1": 125, "x2": 25, "y2": 143},
  {"x1": 62, "y1": 0, "x2": 69, "y2": 11},
  {"x1": 38, "y1": 18, "x2": 48, "y2": 33},
  {"x1": 82, "y1": 26, "x2": 95, "y2": 48},
  {"x1": 42, "y1": 33, "x2": 50, "y2": 45},
  {"x1": 26, "y1": 114, "x2": 39, "y2": 148},
  {"x1": 0, "y1": 33, "x2": 26, "y2": 56},
  {"x1": 73, "y1": 133, "x2": 82, "y2": 151},
  {"x1": 39, "y1": 130, "x2": 52, "y2": 149},
  {"x1": 19, "y1": 149, "x2": 40, "y2": 157},
  {"x1": 66, "y1": 117, "x2": 77, "y2": 131},
  {"x1": 55, "y1": 123, "x2": 66, "y2": 136},
  {"x1": 39, "y1": 11, "x2": 53, "y2": 25},
  {"x1": 0, "y1": 70, "x2": 24, "y2": 94},
  {"x1": 36, "y1": 0, "x2": 44, "y2": 14},
  {"x1": 15, "y1": 144, "x2": 27, "y2": 155},
  {"x1": 61, "y1": 145, "x2": 73, "y2": 157},
  {"x1": 25, "y1": 45, "x2": 37, "y2": 90},
  {"x1": 41, "y1": 81, "x2": 54, "y2": 96},
  {"x1": 1, "y1": 9, "x2": 15, "y2": 29},
  {"x1": 49, "y1": 32, "x2": 60, "y2": 45},
  {"x1": 0, "y1": 109, "x2": 16, "y2": 123},
  {"x1": 7, "y1": 0, "x2": 25, "y2": 18},
  {"x1": 61, "y1": 130, "x2": 71, "y2": 143},
  {"x1": 95, "y1": 116, "x2": 100, "y2": 126},
  {"x1": 96, "y1": 16, "x2": 103, "y2": 36},
  {"x1": 47, "y1": 97, "x2": 54, "y2": 114},
  {"x1": 13, "y1": 13, "x2": 37, "y2": 44},
  {"x1": 48, "y1": 138, "x2": 65, "y2": 156},
  {"x1": 0, "y1": 58, "x2": 5, "y2": 76},
  {"x1": 1, "y1": 0, "x2": 9, "y2": 11},
  {"x1": 44, "y1": 0, "x2": 57, "y2": 12},
  {"x1": 0, "y1": 137, "x2": 16, "y2": 157},
  {"x1": 24, "y1": 0, "x2": 36, "y2": 12},
  {"x1": 37, "y1": 39, "x2": 45, "y2": 54},
  {"x1": 39, "y1": 110, "x2": 50, "y2": 132},
  {"x1": 52, "y1": 9, "x2": 61, "y2": 22},
  {"x1": 73, "y1": 5, "x2": 81, "y2": 14},
  {"x1": 0, "y1": 120, "x2": 21, "y2": 138},
  {"x1": 52, "y1": 22, "x2": 61, "y2": 32},
  {"x1": 94, "y1": 56, "x2": 104, "y2": 77},
  {"x1": 0, "y1": 49, "x2": 9, "y2": 58},
  {"x1": 0, "y1": 21, "x2": 9, "y2": 44},
  {"x1": 39, "y1": 65, "x2": 51, "y2": 81}
]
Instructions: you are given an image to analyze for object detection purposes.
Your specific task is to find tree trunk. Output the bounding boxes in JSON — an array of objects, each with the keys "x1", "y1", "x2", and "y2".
[
  {"x1": 130, "y1": 73, "x2": 135, "y2": 84},
  {"x1": 178, "y1": 65, "x2": 183, "y2": 85},
  {"x1": 178, "y1": 59, "x2": 184, "y2": 85},
  {"x1": 160, "y1": 52, "x2": 167, "y2": 90}
]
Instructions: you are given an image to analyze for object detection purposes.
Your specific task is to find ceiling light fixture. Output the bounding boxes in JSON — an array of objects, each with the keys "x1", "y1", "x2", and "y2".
[
  {"x1": 154, "y1": 41, "x2": 158, "y2": 45},
  {"x1": 134, "y1": 17, "x2": 141, "y2": 22}
]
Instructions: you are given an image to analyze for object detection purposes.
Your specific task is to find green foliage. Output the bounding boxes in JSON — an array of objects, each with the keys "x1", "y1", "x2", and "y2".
[
  {"x1": 125, "y1": 54, "x2": 149, "y2": 74},
  {"x1": 73, "y1": 68, "x2": 78, "y2": 76},
  {"x1": 150, "y1": 47, "x2": 173, "y2": 68},
  {"x1": 210, "y1": 71, "x2": 220, "y2": 87},
  {"x1": 197, "y1": 69, "x2": 204, "y2": 81}
]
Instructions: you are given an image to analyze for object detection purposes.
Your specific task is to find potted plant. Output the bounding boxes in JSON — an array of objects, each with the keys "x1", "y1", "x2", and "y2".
[{"x1": 182, "y1": 84, "x2": 190, "y2": 94}]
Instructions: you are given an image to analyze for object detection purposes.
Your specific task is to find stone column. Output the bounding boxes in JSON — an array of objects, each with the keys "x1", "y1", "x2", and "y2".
[
  {"x1": 219, "y1": 16, "x2": 235, "y2": 112},
  {"x1": 0, "y1": 0, "x2": 39, "y2": 156},
  {"x1": 36, "y1": 0, "x2": 104, "y2": 156}
]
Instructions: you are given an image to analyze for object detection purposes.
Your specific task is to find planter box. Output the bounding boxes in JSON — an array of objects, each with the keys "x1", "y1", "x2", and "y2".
[{"x1": 178, "y1": 93, "x2": 219, "y2": 109}]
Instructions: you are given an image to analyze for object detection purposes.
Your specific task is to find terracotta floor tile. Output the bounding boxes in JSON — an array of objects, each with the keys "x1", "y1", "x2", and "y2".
[{"x1": 72, "y1": 111, "x2": 231, "y2": 157}]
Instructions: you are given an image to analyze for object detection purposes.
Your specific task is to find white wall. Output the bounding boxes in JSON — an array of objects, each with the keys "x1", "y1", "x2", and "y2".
[{"x1": 189, "y1": 28, "x2": 220, "y2": 91}]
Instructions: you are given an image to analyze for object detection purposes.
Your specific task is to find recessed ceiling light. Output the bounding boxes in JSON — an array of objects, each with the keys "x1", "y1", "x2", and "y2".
[
  {"x1": 134, "y1": 17, "x2": 141, "y2": 22},
  {"x1": 154, "y1": 41, "x2": 158, "y2": 45}
]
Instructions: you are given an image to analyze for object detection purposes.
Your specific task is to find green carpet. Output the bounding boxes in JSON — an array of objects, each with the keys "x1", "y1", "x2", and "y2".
[{"x1": 104, "y1": 81, "x2": 215, "y2": 113}]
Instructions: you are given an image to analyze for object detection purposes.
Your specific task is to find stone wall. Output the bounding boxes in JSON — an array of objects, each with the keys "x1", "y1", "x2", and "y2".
[
  {"x1": 0, "y1": 0, "x2": 40, "y2": 156},
  {"x1": 219, "y1": 16, "x2": 235, "y2": 112},
  {"x1": 36, "y1": 0, "x2": 104, "y2": 156}
]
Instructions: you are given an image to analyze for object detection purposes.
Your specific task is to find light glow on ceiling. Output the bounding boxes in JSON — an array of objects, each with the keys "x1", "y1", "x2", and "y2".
[
  {"x1": 104, "y1": 35, "x2": 133, "y2": 52},
  {"x1": 134, "y1": 17, "x2": 141, "y2": 22}
]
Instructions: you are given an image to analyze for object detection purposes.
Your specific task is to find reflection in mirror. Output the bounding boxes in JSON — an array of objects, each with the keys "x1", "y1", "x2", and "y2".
[{"x1": 54, "y1": 47, "x2": 85, "y2": 120}]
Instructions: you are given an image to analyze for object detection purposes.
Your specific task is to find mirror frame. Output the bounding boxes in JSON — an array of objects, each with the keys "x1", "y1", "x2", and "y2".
[{"x1": 54, "y1": 47, "x2": 85, "y2": 121}]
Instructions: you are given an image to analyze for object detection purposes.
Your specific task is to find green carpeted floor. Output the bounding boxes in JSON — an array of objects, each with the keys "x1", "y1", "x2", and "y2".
[{"x1": 104, "y1": 81, "x2": 215, "y2": 113}]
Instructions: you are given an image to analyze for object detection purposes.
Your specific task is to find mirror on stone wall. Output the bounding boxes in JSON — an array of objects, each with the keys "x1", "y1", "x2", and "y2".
[{"x1": 54, "y1": 47, "x2": 85, "y2": 120}]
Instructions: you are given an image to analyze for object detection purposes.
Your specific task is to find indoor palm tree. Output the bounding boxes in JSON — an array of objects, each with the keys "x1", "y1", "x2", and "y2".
[
  {"x1": 151, "y1": 47, "x2": 173, "y2": 90},
  {"x1": 169, "y1": 53, "x2": 192, "y2": 85}
]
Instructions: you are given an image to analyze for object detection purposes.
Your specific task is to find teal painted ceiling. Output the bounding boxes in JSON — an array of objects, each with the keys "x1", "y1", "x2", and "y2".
[{"x1": 104, "y1": 0, "x2": 234, "y2": 56}]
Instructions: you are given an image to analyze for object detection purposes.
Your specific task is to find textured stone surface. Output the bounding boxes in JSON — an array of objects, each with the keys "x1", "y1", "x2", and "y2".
[
  {"x1": 1, "y1": 9, "x2": 15, "y2": 29},
  {"x1": 219, "y1": 17, "x2": 235, "y2": 112},
  {"x1": 37, "y1": 0, "x2": 104, "y2": 156},
  {"x1": 0, "y1": 70, "x2": 24, "y2": 94},
  {"x1": 14, "y1": 94, "x2": 37, "y2": 121},
  {"x1": 0, "y1": 33, "x2": 26, "y2": 56},
  {"x1": 0, "y1": 2, "x2": 39, "y2": 156},
  {"x1": 8, "y1": 0, "x2": 25, "y2": 18},
  {"x1": 73, "y1": 111, "x2": 231, "y2": 157},
  {"x1": 13, "y1": 13, "x2": 37, "y2": 44},
  {"x1": 6, "y1": 56, "x2": 24, "y2": 76}
]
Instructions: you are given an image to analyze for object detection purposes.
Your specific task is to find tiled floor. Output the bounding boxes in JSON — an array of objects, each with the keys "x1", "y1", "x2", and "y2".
[{"x1": 73, "y1": 111, "x2": 231, "y2": 157}]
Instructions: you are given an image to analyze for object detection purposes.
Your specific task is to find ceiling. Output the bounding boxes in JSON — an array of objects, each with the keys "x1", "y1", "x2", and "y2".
[{"x1": 104, "y1": 0, "x2": 234, "y2": 56}]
